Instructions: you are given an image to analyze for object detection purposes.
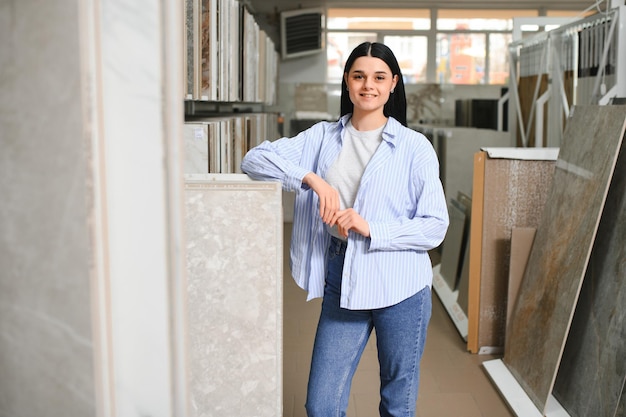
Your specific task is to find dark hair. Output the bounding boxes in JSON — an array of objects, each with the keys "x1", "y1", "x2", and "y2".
[{"x1": 340, "y1": 42, "x2": 408, "y2": 126}]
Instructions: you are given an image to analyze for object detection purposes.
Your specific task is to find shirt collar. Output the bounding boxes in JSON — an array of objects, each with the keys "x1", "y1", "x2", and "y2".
[{"x1": 338, "y1": 114, "x2": 401, "y2": 147}]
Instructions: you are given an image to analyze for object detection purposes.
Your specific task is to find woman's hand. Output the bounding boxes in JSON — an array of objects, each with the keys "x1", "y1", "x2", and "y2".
[
  {"x1": 332, "y1": 208, "x2": 370, "y2": 239},
  {"x1": 303, "y1": 173, "x2": 340, "y2": 224}
]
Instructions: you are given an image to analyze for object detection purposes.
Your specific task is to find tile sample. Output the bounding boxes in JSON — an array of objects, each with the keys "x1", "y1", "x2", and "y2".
[
  {"x1": 456, "y1": 193, "x2": 472, "y2": 316},
  {"x1": 506, "y1": 227, "x2": 536, "y2": 329},
  {"x1": 184, "y1": 122, "x2": 209, "y2": 173},
  {"x1": 468, "y1": 150, "x2": 555, "y2": 353},
  {"x1": 184, "y1": 174, "x2": 283, "y2": 417},
  {"x1": 440, "y1": 199, "x2": 467, "y2": 290},
  {"x1": 552, "y1": 140, "x2": 626, "y2": 417},
  {"x1": 504, "y1": 105, "x2": 626, "y2": 412}
]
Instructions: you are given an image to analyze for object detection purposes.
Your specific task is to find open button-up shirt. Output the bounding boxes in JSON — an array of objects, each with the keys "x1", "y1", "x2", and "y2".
[{"x1": 241, "y1": 115, "x2": 449, "y2": 310}]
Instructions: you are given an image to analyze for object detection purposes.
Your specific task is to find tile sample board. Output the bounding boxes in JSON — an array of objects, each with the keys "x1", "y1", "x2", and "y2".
[
  {"x1": 184, "y1": 174, "x2": 283, "y2": 416},
  {"x1": 504, "y1": 105, "x2": 626, "y2": 412},
  {"x1": 506, "y1": 227, "x2": 536, "y2": 330},
  {"x1": 467, "y1": 148, "x2": 556, "y2": 353},
  {"x1": 440, "y1": 199, "x2": 467, "y2": 291},
  {"x1": 552, "y1": 140, "x2": 626, "y2": 417}
]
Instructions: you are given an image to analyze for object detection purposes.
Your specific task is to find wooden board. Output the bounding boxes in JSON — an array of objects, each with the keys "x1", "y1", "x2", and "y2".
[
  {"x1": 467, "y1": 152, "x2": 486, "y2": 353},
  {"x1": 504, "y1": 105, "x2": 626, "y2": 412}
]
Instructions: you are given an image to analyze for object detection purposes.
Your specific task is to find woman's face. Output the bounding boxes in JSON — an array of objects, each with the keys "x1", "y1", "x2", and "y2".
[{"x1": 344, "y1": 56, "x2": 398, "y2": 115}]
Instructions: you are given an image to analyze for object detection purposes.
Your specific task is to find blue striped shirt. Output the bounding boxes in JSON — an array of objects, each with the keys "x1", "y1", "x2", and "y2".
[{"x1": 241, "y1": 115, "x2": 449, "y2": 309}]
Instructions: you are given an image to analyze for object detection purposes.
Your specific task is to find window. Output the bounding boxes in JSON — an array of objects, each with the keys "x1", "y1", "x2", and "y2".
[
  {"x1": 326, "y1": 7, "x2": 583, "y2": 85},
  {"x1": 384, "y1": 36, "x2": 428, "y2": 83},
  {"x1": 327, "y1": 32, "x2": 377, "y2": 83},
  {"x1": 327, "y1": 8, "x2": 430, "y2": 30}
]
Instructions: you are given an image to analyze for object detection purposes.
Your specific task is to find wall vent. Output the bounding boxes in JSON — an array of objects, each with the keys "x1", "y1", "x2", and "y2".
[{"x1": 280, "y1": 8, "x2": 325, "y2": 60}]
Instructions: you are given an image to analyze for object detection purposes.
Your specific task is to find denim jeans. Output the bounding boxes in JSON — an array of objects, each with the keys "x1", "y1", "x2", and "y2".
[{"x1": 305, "y1": 237, "x2": 432, "y2": 417}]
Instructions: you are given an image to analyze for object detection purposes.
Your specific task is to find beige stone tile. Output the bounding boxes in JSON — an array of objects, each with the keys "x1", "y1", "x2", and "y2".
[
  {"x1": 417, "y1": 392, "x2": 483, "y2": 417},
  {"x1": 418, "y1": 369, "x2": 440, "y2": 394}
]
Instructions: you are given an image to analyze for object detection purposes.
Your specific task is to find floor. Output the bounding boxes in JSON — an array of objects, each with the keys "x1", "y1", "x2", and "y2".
[{"x1": 282, "y1": 224, "x2": 514, "y2": 417}]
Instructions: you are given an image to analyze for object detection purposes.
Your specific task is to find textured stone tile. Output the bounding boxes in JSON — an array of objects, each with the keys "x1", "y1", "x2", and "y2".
[
  {"x1": 185, "y1": 174, "x2": 282, "y2": 416},
  {"x1": 504, "y1": 105, "x2": 626, "y2": 412},
  {"x1": 552, "y1": 132, "x2": 626, "y2": 417}
]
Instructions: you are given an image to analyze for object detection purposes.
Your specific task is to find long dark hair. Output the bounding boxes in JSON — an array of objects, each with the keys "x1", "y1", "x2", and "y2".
[{"x1": 340, "y1": 42, "x2": 408, "y2": 126}]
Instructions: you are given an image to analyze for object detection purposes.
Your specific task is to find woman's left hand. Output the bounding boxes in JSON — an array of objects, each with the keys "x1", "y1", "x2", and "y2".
[{"x1": 332, "y1": 208, "x2": 370, "y2": 238}]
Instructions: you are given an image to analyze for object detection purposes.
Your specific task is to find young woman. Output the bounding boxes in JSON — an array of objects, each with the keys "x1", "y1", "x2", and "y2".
[{"x1": 241, "y1": 42, "x2": 449, "y2": 417}]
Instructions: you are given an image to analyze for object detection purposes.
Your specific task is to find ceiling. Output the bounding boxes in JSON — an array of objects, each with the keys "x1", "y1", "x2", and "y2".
[{"x1": 246, "y1": 0, "x2": 597, "y2": 15}]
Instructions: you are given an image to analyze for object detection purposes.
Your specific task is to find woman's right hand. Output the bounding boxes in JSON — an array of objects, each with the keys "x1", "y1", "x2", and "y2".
[{"x1": 303, "y1": 173, "x2": 340, "y2": 225}]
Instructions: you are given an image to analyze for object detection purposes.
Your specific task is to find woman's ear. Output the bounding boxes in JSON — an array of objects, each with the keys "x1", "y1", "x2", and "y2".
[{"x1": 392, "y1": 74, "x2": 399, "y2": 91}]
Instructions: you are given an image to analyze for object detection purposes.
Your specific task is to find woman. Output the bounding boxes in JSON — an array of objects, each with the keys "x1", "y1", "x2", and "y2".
[{"x1": 241, "y1": 42, "x2": 449, "y2": 417}]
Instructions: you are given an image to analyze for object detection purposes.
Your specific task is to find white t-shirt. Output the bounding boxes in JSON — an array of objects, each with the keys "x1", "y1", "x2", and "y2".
[{"x1": 325, "y1": 119, "x2": 384, "y2": 240}]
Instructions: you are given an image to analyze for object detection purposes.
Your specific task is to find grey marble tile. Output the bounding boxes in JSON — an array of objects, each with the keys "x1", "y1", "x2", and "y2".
[
  {"x1": 184, "y1": 174, "x2": 283, "y2": 416},
  {"x1": 184, "y1": 123, "x2": 209, "y2": 173},
  {"x1": 552, "y1": 137, "x2": 626, "y2": 417},
  {"x1": 504, "y1": 105, "x2": 626, "y2": 412}
]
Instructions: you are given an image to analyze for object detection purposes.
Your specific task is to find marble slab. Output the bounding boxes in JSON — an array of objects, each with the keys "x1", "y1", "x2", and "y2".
[
  {"x1": 552, "y1": 138, "x2": 626, "y2": 417},
  {"x1": 184, "y1": 174, "x2": 283, "y2": 416},
  {"x1": 185, "y1": 0, "x2": 194, "y2": 97},
  {"x1": 184, "y1": 123, "x2": 209, "y2": 173},
  {"x1": 201, "y1": 0, "x2": 217, "y2": 100},
  {"x1": 504, "y1": 105, "x2": 626, "y2": 412}
]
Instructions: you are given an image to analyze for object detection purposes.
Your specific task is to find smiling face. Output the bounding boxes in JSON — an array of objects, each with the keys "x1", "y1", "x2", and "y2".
[{"x1": 344, "y1": 56, "x2": 398, "y2": 120}]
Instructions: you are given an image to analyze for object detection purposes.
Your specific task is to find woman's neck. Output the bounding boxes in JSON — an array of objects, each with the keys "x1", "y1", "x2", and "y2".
[{"x1": 350, "y1": 111, "x2": 388, "y2": 131}]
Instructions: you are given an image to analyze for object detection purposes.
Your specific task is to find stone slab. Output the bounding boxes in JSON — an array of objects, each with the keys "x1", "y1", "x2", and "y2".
[
  {"x1": 184, "y1": 174, "x2": 283, "y2": 416},
  {"x1": 504, "y1": 105, "x2": 626, "y2": 412}
]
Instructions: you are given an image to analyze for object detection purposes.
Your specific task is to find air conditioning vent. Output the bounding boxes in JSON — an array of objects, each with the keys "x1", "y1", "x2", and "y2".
[{"x1": 280, "y1": 8, "x2": 324, "y2": 59}]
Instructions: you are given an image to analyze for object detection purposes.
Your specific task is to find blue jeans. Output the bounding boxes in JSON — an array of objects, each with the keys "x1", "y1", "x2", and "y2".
[{"x1": 305, "y1": 237, "x2": 432, "y2": 417}]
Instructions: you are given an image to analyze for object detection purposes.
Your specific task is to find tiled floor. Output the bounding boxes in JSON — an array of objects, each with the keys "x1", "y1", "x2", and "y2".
[{"x1": 282, "y1": 223, "x2": 514, "y2": 417}]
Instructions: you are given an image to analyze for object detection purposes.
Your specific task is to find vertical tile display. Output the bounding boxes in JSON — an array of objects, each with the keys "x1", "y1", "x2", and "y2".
[
  {"x1": 186, "y1": 0, "x2": 277, "y2": 104},
  {"x1": 184, "y1": 175, "x2": 283, "y2": 416},
  {"x1": 467, "y1": 149, "x2": 556, "y2": 353},
  {"x1": 183, "y1": 113, "x2": 280, "y2": 174},
  {"x1": 552, "y1": 139, "x2": 626, "y2": 417},
  {"x1": 504, "y1": 105, "x2": 626, "y2": 412}
]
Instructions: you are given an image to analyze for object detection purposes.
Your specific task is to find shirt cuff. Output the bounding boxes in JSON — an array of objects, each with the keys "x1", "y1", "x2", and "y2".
[
  {"x1": 368, "y1": 222, "x2": 390, "y2": 250},
  {"x1": 285, "y1": 166, "x2": 312, "y2": 192}
]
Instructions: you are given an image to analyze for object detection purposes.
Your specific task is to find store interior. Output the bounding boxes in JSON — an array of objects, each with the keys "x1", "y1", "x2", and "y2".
[{"x1": 0, "y1": 0, "x2": 624, "y2": 416}]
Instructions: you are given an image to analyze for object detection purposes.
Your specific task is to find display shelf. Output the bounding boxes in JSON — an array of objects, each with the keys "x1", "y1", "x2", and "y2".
[{"x1": 483, "y1": 359, "x2": 571, "y2": 417}]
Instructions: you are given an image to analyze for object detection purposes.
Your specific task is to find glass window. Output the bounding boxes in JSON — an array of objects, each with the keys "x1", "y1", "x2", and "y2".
[
  {"x1": 436, "y1": 33, "x2": 486, "y2": 84},
  {"x1": 384, "y1": 36, "x2": 428, "y2": 83},
  {"x1": 327, "y1": 8, "x2": 430, "y2": 30},
  {"x1": 327, "y1": 32, "x2": 377, "y2": 83},
  {"x1": 488, "y1": 33, "x2": 512, "y2": 84},
  {"x1": 437, "y1": 9, "x2": 537, "y2": 31}
]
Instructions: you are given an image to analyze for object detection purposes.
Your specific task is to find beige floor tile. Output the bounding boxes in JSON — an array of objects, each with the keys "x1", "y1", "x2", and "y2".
[{"x1": 417, "y1": 392, "x2": 483, "y2": 417}]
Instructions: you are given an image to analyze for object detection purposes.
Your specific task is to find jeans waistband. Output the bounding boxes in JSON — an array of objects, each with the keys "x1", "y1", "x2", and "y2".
[{"x1": 330, "y1": 236, "x2": 348, "y2": 255}]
